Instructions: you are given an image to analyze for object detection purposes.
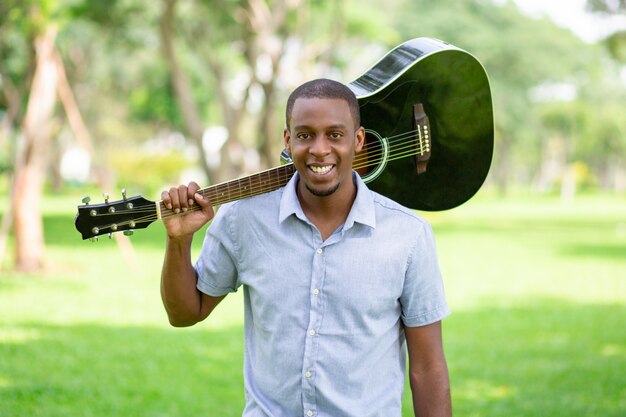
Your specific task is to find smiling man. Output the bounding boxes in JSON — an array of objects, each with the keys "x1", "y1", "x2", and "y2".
[
  {"x1": 283, "y1": 88, "x2": 365, "y2": 241},
  {"x1": 159, "y1": 79, "x2": 451, "y2": 417}
]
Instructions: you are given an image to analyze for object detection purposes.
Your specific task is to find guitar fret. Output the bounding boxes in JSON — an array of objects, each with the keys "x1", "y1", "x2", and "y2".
[
  {"x1": 195, "y1": 164, "x2": 297, "y2": 207},
  {"x1": 231, "y1": 179, "x2": 240, "y2": 201},
  {"x1": 236, "y1": 178, "x2": 243, "y2": 199}
]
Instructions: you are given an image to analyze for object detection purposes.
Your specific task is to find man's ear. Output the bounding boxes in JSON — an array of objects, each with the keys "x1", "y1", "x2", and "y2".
[
  {"x1": 283, "y1": 128, "x2": 292, "y2": 155},
  {"x1": 354, "y1": 126, "x2": 365, "y2": 153}
]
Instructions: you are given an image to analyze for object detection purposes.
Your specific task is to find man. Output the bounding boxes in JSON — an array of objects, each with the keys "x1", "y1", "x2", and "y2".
[{"x1": 160, "y1": 79, "x2": 451, "y2": 417}]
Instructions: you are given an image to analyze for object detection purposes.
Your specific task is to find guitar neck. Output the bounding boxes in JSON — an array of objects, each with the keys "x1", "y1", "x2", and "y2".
[{"x1": 158, "y1": 163, "x2": 297, "y2": 213}]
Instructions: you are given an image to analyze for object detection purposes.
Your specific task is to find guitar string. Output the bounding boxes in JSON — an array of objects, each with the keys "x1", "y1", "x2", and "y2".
[
  {"x1": 88, "y1": 128, "x2": 431, "y2": 233},
  {"x1": 94, "y1": 135, "x2": 425, "y2": 222},
  {"x1": 97, "y1": 127, "x2": 427, "y2": 219},
  {"x1": 92, "y1": 137, "x2": 426, "y2": 229},
  {"x1": 183, "y1": 132, "x2": 427, "y2": 208},
  {"x1": 168, "y1": 126, "x2": 428, "y2": 208},
  {"x1": 89, "y1": 134, "x2": 429, "y2": 233}
]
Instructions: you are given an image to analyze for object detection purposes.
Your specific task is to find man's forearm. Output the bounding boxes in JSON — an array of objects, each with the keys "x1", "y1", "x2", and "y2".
[
  {"x1": 409, "y1": 363, "x2": 452, "y2": 417},
  {"x1": 160, "y1": 235, "x2": 203, "y2": 327}
]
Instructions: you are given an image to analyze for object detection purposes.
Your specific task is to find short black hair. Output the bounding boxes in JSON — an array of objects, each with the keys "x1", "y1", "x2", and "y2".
[{"x1": 285, "y1": 78, "x2": 361, "y2": 130}]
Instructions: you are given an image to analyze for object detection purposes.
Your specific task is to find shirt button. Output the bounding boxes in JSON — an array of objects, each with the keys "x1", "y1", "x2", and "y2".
[
  {"x1": 305, "y1": 371, "x2": 312, "y2": 378},
  {"x1": 316, "y1": 248, "x2": 323, "y2": 254},
  {"x1": 306, "y1": 411, "x2": 314, "y2": 417},
  {"x1": 308, "y1": 329, "x2": 316, "y2": 336},
  {"x1": 312, "y1": 288, "x2": 320, "y2": 296}
]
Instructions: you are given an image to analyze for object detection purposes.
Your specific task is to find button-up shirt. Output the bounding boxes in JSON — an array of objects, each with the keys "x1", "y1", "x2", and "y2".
[{"x1": 195, "y1": 172, "x2": 449, "y2": 417}]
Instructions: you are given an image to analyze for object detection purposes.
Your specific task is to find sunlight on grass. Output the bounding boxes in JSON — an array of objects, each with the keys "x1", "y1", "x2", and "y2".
[
  {"x1": 427, "y1": 194, "x2": 626, "y2": 309},
  {"x1": 456, "y1": 379, "x2": 515, "y2": 401},
  {"x1": 0, "y1": 327, "x2": 40, "y2": 344},
  {"x1": 601, "y1": 344, "x2": 626, "y2": 358}
]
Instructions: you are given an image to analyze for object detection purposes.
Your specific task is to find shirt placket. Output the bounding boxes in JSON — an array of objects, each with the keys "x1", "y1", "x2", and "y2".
[{"x1": 301, "y1": 231, "x2": 327, "y2": 417}]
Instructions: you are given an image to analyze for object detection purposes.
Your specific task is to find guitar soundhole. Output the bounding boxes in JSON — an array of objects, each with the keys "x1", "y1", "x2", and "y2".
[{"x1": 356, "y1": 129, "x2": 388, "y2": 184}]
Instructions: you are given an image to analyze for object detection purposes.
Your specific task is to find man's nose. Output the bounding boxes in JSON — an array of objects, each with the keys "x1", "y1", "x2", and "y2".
[{"x1": 309, "y1": 135, "x2": 331, "y2": 157}]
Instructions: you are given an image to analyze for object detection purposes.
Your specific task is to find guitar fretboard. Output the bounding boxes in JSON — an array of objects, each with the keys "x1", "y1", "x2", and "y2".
[{"x1": 159, "y1": 163, "x2": 297, "y2": 214}]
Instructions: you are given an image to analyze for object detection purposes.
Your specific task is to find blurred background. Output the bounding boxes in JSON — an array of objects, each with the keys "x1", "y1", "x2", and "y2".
[
  {"x1": 0, "y1": 0, "x2": 625, "y2": 416},
  {"x1": 1, "y1": 0, "x2": 626, "y2": 268}
]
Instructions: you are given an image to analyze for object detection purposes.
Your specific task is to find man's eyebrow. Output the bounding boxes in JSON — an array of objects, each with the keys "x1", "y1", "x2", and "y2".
[
  {"x1": 327, "y1": 124, "x2": 348, "y2": 130},
  {"x1": 293, "y1": 124, "x2": 348, "y2": 131}
]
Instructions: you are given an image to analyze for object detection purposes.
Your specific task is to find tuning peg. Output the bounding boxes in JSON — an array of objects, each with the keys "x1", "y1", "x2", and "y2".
[
  {"x1": 82, "y1": 196, "x2": 91, "y2": 205},
  {"x1": 103, "y1": 192, "x2": 109, "y2": 203},
  {"x1": 123, "y1": 230, "x2": 134, "y2": 236},
  {"x1": 108, "y1": 233, "x2": 112, "y2": 239},
  {"x1": 89, "y1": 237, "x2": 99, "y2": 242},
  {"x1": 121, "y1": 188, "x2": 134, "y2": 208}
]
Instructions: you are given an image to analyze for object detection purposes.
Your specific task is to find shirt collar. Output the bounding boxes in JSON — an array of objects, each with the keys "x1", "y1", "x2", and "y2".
[{"x1": 279, "y1": 171, "x2": 376, "y2": 230}]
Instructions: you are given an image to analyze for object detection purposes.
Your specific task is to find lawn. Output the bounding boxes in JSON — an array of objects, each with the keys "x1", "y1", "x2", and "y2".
[{"x1": 1, "y1": 192, "x2": 625, "y2": 416}]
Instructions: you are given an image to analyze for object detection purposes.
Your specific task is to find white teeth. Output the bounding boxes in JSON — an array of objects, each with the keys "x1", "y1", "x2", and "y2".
[{"x1": 310, "y1": 165, "x2": 332, "y2": 174}]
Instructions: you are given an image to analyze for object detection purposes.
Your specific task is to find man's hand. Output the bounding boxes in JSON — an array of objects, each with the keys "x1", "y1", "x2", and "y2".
[{"x1": 160, "y1": 181, "x2": 214, "y2": 239}]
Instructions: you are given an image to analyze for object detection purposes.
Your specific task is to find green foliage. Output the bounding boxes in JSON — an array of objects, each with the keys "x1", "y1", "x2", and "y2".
[
  {"x1": 578, "y1": 102, "x2": 626, "y2": 168},
  {"x1": 586, "y1": 0, "x2": 626, "y2": 13},
  {"x1": 0, "y1": 2, "x2": 35, "y2": 111},
  {"x1": 128, "y1": 69, "x2": 182, "y2": 126},
  {"x1": 605, "y1": 31, "x2": 626, "y2": 62},
  {"x1": 65, "y1": 0, "x2": 146, "y2": 27},
  {"x1": 108, "y1": 148, "x2": 192, "y2": 197},
  {"x1": 0, "y1": 136, "x2": 15, "y2": 175},
  {"x1": 586, "y1": 1, "x2": 626, "y2": 63}
]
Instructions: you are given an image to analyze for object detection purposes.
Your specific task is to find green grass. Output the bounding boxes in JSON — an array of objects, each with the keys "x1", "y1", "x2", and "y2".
[{"x1": 1, "y1": 192, "x2": 625, "y2": 416}]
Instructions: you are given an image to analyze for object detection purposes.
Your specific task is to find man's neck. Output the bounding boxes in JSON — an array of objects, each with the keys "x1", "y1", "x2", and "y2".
[{"x1": 296, "y1": 181, "x2": 357, "y2": 241}]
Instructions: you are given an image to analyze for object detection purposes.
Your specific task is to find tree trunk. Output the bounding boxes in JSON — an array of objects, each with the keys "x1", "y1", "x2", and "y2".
[
  {"x1": 490, "y1": 132, "x2": 511, "y2": 195},
  {"x1": 12, "y1": 26, "x2": 59, "y2": 272},
  {"x1": 259, "y1": 82, "x2": 280, "y2": 167},
  {"x1": 534, "y1": 135, "x2": 567, "y2": 193},
  {"x1": 160, "y1": 0, "x2": 215, "y2": 183}
]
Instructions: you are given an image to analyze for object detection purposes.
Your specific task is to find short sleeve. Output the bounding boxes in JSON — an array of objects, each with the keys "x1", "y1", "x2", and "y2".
[
  {"x1": 194, "y1": 202, "x2": 240, "y2": 297},
  {"x1": 400, "y1": 221, "x2": 450, "y2": 327}
]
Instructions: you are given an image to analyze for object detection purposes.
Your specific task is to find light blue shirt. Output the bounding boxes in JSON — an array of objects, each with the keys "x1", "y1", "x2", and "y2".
[{"x1": 195, "y1": 172, "x2": 449, "y2": 417}]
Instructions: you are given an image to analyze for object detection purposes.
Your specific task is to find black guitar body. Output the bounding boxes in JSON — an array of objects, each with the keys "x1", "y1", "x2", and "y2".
[{"x1": 350, "y1": 38, "x2": 494, "y2": 211}]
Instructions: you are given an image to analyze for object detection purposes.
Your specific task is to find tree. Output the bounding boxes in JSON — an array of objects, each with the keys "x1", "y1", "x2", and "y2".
[
  {"x1": 0, "y1": 1, "x2": 37, "y2": 266},
  {"x1": 157, "y1": 0, "x2": 396, "y2": 183},
  {"x1": 587, "y1": 0, "x2": 626, "y2": 62},
  {"x1": 9, "y1": 5, "x2": 60, "y2": 271},
  {"x1": 158, "y1": 0, "x2": 323, "y2": 183},
  {"x1": 1, "y1": 0, "x2": 141, "y2": 271}
]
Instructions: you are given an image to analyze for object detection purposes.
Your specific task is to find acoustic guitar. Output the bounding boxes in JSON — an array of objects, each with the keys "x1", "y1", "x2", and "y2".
[{"x1": 75, "y1": 37, "x2": 493, "y2": 240}]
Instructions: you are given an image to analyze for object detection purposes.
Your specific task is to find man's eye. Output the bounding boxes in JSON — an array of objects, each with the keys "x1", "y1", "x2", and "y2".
[
  {"x1": 297, "y1": 133, "x2": 310, "y2": 140},
  {"x1": 329, "y1": 132, "x2": 343, "y2": 140}
]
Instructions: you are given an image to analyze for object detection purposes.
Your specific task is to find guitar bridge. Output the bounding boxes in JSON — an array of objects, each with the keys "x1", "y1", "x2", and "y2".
[{"x1": 413, "y1": 103, "x2": 431, "y2": 174}]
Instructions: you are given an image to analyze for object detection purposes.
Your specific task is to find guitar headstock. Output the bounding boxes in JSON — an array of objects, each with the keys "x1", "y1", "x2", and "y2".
[{"x1": 74, "y1": 190, "x2": 158, "y2": 240}]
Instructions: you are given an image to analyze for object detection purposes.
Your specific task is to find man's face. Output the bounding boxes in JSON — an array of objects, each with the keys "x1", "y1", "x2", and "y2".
[{"x1": 284, "y1": 97, "x2": 364, "y2": 199}]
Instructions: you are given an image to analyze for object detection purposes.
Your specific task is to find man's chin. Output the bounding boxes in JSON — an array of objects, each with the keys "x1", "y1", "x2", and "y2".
[{"x1": 305, "y1": 182, "x2": 340, "y2": 197}]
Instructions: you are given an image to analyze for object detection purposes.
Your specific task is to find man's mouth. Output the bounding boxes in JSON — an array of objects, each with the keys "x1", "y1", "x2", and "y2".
[{"x1": 309, "y1": 165, "x2": 334, "y2": 175}]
